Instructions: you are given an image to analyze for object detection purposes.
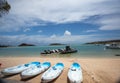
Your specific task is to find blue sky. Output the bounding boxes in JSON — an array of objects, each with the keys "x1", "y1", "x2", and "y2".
[{"x1": 0, "y1": 0, "x2": 120, "y2": 45}]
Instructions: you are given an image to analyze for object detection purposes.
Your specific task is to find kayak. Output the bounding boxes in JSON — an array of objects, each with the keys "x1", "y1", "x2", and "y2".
[
  {"x1": 41, "y1": 62, "x2": 64, "y2": 83},
  {"x1": 21, "y1": 62, "x2": 51, "y2": 79},
  {"x1": 1, "y1": 61, "x2": 40, "y2": 76},
  {"x1": 68, "y1": 62, "x2": 83, "y2": 83}
]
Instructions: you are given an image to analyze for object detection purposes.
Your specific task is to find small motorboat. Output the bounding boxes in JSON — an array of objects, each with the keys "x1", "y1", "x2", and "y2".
[
  {"x1": 21, "y1": 62, "x2": 51, "y2": 79},
  {"x1": 41, "y1": 62, "x2": 64, "y2": 83},
  {"x1": 115, "y1": 54, "x2": 120, "y2": 56},
  {"x1": 68, "y1": 62, "x2": 83, "y2": 83},
  {"x1": 1, "y1": 61, "x2": 40, "y2": 76},
  {"x1": 60, "y1": 49, "x2": 77, "y2": 54},
  {"x1": 105, "y1": 43, "x2": 120, "y2": 49},
  {"x1": 60, "y1": 46, "x2": 77, "y2": 54}
]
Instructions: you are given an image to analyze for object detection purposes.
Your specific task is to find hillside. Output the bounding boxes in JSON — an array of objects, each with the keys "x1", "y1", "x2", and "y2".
[
  {"x1": 85, "y1": 39, "x2": 120, "y2": 44},
  {"x1": 49, "y1": 43, "x2": 66, "y2": 46},
  {"x1": 18, "y1": 43, "x2": 35, "y2": 46}
]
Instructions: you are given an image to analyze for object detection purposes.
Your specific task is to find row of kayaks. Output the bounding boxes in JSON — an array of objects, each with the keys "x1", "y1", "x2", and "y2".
[{"x1": 1, "y1": 61, "x2": 83, "y2": 83}]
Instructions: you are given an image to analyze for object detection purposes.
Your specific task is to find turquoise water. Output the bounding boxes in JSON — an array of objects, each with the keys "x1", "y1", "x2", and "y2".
[{"x1": 0, "y1": 45, "x2": 120, "y2": 58}]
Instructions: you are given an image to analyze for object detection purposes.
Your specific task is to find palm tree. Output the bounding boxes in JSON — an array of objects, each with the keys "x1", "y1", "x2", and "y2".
[{"x1": 0, "y1": 0, "x2": 11, "y2": 17}]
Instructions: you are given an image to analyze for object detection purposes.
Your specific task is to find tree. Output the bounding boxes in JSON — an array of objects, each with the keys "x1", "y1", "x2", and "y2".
[{"x1": 0, "y1": 0, "x2": 11, "y2": 17}]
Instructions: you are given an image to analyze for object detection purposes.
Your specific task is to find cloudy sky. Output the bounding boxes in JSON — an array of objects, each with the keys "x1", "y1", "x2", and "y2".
[{"x1": 0, "y1": 0, "x2": 120, "y2": 45}]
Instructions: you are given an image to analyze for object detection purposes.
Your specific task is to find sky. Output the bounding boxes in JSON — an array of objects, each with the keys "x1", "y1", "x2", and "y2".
[{"x1": 0, "y1": 0, "x2": 120, "y2": 45}]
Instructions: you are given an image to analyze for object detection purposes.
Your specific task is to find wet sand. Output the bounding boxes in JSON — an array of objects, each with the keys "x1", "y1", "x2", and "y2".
[{"x1": 0, "y1": 57, "x2": 120, "y2": 83}]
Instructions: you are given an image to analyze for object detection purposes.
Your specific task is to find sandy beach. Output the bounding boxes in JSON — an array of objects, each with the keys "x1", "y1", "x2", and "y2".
[{"x1": 0, "y1": 57, "x2": 120, "y2": 83}]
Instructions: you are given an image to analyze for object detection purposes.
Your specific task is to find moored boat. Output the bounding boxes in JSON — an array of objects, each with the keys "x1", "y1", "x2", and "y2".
[
  {"x1": 60, "y1": 49, "x2": 77, "y2": 54},
  {"x1": 41, "y1": 62, "x2": 64, "y2": 83},
  {"x1": 40, "y1": 46, "x2": 77, "y2": 55},
  {"x1": 105, "y1": 43, "x2": 120, "y2": 49},
  {"x1": 60, "y1": 46, "x2": 77, "y2": 54},
  {"x1": 68, "y1": 62, "x2": 83, "y2": 83}
]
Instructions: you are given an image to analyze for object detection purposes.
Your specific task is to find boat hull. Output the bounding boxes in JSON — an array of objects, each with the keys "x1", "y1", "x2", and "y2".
[
  {"x1": 1, "y1": 62, "x2": 40, "y2": 76},
  {"x1": 105, "y1": 43, "x2": 120, "y2": 49},
  {"x1": 21, "y1": 62, "x2": 51, "y2": 79},
  {"x1": 105, "y1": 46, "x2": 120, "y2": 49},
  {"x1": 68, "y1": 62, "x2": 83, "y2": 83},
  {"x1": 60, "y1": 50, "x2": 77, "y2": 54},
  {"x1": 1, "y1": 65, "x2": 28, "y2": 76},
  {"x1": 41, "y1": 63, "x2": 64, "y2": 83}
]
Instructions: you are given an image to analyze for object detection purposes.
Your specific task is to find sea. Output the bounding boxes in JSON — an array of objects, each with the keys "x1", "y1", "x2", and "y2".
[{"x1": 0, "y1": 44, "x2": 120, "y2": 58}]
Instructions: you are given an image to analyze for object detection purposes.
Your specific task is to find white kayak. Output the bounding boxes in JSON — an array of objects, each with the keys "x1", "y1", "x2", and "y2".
[
  {"x1": 41, "y1": 62, "x2": 64, "y2": 83},
  {"x1": 21, "y1": 62, "x2": 51, "y2": 79},
  {"x1": 1, "y1": 61, "x2": 40, "y2": 76},
  {"x1": 68, "y1": 62, "x2": 83, "y2": 83}
]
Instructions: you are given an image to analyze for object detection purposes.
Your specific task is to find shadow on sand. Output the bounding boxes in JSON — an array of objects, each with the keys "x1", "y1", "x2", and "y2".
[
  {"x1": 1, "y1": 73, "x2": 19, "y2": 79},
  {"x1": 67, "y1": 77, "x2": 70, "y2": 83},
  {"x1": 0, "y1": 78, "x2": 27, "y2": 83}
]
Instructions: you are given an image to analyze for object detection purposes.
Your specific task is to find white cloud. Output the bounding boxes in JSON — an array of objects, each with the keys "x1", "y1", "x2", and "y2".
[
  {"x1": 50, "y1": 34, "x2": 56, "y2": 38},
  {"x1": 99, "y1": 14, "x2": 120, "y2": 30},
  {"x1": 0, "y1": 0, "x2": 119, "y2": 32},
  {"x1": 0, "y1": 32, "x2": 119, "y2": 45},
  {"x1": 0, "y1": 34, "x2": 99, "y2": 45},
  {"x1": 64, "y1": 30, "x2": 71, "y2": 36},
  {"x1": 86, "y1": 30, "x2": 97, "y2": 32},
  {"x1": 23, "y1": 28, "x2": 31, "y2": 32},
  {"x1": 38, "y1": 30, "x2": 42, "y2": 33},
  {"x1": 0, "y1": 15, "x2": 24, "y2": 32}
]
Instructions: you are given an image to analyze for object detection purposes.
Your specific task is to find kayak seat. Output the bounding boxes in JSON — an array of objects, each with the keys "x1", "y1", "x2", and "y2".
[
  {"x1": 43, "y1": 62, "x2": 51, "y2": 67},
  {"x1": 24, "y1": 64, "x2": 29, "y2": 67},
  {"x1": 17, "y1": 65, "x2": 22, "y2": 68},
  {"x1": 71, "y1": 68, "x2": 76, "y2": 71},
  {"x1": 52, "y1": 67, "x2": 57, "y2": 70},
  {"x1": 37, "y1": 65, "x2": 41, "y2": 68}
]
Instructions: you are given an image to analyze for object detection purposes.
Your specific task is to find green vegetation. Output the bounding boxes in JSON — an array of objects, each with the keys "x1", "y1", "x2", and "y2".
[
  {"x1": 0, "y1": 45, "x2": 11, "y2": 47},
  {"x1": 49, "y1": 43, "x2": 66, "y2": 46},
  {"x1": 85, "y1": 39, "x2": 120, "y2": 45},
  {"x1": 18, "y1": 43, "x2": 35, "y2": 46},
  {"x1": 0, "y1": 0, "x2": 11, "y2": 17}
]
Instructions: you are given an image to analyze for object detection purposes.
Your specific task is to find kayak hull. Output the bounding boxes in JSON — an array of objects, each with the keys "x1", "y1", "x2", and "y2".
[
  {"x1": 41, "y1": 63, "x2": 64, "y2": 83},
  {"x1": 68, "y1": 62, "x2": 83, "y2": 83},
  {"x1": 21, "y1": 62, "x2": 51, "y2": 79},
  {"x1": 41, "y1": 70, "x2": 63, "y2": 83},
  {"x1": 1, "y1": 62, "x2": 40, "y2": 76},
  {"x1": 1, "y1": 64, "x2": 29, "y2": 76}
]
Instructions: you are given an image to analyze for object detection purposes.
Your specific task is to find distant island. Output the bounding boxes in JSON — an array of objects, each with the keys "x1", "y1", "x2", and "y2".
[
  {"x1": 18, "y1": 43, "x2": 35, "y2": 46},
  {"x1": 85, "y1": 39, "x2": 120, "y2": 45},
  {"x1": 0, "y1": 45, "x2": 11, "y2": 48},
  {"x1": 49, "y1": 43, "x2": 66, "y2": 46}
]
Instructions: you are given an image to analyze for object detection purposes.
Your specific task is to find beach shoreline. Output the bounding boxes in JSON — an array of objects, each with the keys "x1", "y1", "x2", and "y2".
[{"x1": 0, "y1": 56, "x2": 120, "y2": 83}]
